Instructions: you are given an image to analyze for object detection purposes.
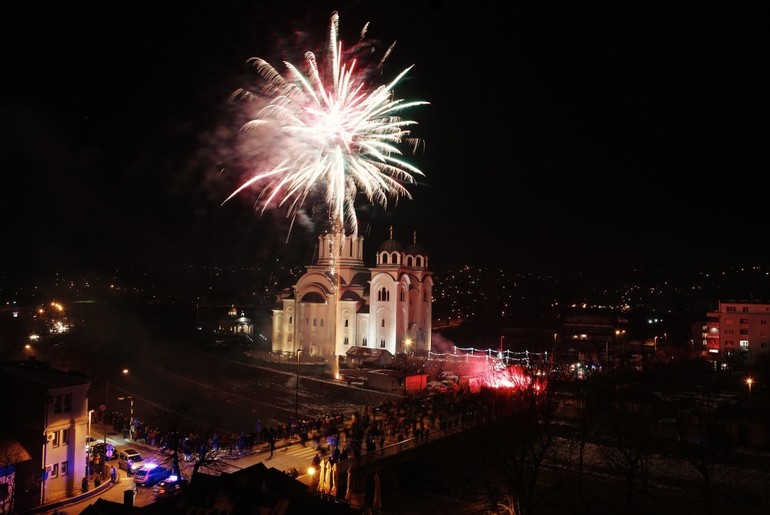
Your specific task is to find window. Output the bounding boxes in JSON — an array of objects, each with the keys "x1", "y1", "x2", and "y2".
[
  {"x1": 726, "y1": 306, "x2": 736, "y2": 312},
  {"x1": 740, "y1": 318, "x2": 749, "y2": 324},
  {"x1": 381, "y1": 319, "x2": 385, "y2": 328},
  {"x1": 400, "y1": 291, "x2": 404, "y2": 302},
  {"x1": 345, "y1": 319, "x2": 349, "y2": 327},
  {"x1": 61, "y1": 428, "x2": 69, "y2": 445},
  {"x1": 313, "y1": 319, "x2": 317, "y2": 327},
  {"x1": 743, "y1": 307, "x2": 749, "y2": 313},
  {"x1": 63, "y1": 393, "x2": 72, "y2": 413},
  {"x1": 289, "y1": 316, "x2": 293, "y2": 324},
  {"x1": 61, "y1": 461, "x2": 69, "y2": 476},
  {"x1": 380, "y1": 338, "x2": 385, "y2": 347},
  {"x1": 740, "y1": 340, "x2": 749, "y2": 349},
  {"x1": 344, "y1": 336, "x2": 349, "y2": 345},
  {"x1": 761, "y1": 320, "x2": 768, "y2": 325},
  {"x1": 362, "y1": 338, "x2": 368, "y2": 347},
  {"x1": 52, "y1": 431, "x2": 60, "y2": 448},
  {"x1": 50, "y1": 463, "x2": 59, "y2": 478},
  {"x1": 52, "y1": 395, "x2": 62, "y2": 414},
  {"x1": 320, "y1": 319, "x2": 324, "y2": 327}
]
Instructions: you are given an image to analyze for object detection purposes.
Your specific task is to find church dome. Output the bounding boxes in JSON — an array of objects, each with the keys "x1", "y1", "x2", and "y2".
[
  {"x1": 378, "y1": 237, "x2": 403, "y2": 253},
  {"x1": 377, "y1": 226, "x2": 403, "y2": 252},
  {"x1": 405, "y1": 231, "x2": 425, "y2": 256}
]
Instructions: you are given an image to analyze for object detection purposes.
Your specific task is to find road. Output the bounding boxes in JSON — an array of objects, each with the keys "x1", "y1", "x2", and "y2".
[{"x1": 40, "y1": 420, "x2": 355, "y2": 514}]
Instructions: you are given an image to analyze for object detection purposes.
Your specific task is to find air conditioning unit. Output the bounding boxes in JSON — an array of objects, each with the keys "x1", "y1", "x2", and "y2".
[{"x1": 47, "y1": 433, "x2": 55, "y2": 442}]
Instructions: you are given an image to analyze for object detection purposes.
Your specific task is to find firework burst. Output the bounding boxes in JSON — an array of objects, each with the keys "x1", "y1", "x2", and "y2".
[{"x1": 223, "y1": 11, "x2": 428, "y2": 236}]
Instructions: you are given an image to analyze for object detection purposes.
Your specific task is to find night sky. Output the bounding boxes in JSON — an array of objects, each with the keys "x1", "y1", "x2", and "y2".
[{"x1": 2, "y1": 1, "x2": 768, "y2": 281}]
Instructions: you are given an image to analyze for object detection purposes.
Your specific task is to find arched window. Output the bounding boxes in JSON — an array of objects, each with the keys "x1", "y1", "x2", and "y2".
[
  {"x1": 345, "y1": 319, "x2": 349, "y2": 327},
  {"x1": 380, "y1": 338, "x2": 385, "y2": 347},
  {"x1": 362, "y1": 338, "x2": 368, "y2": 346},
  {"x1": 344, "y1": 336, "x2": 349, "y2": 345},
  {"x1": 407, "y1": 256, "x2": 413, "y2": 267}
]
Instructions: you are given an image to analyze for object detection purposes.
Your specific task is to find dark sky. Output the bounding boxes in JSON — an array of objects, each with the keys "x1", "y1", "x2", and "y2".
[{"x1": 2, "y1": 1, "x2": 768, "y2": 281}]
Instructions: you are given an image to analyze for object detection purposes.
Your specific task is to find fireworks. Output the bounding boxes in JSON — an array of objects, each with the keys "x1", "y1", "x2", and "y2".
[{"x1": 224, "y1": 11, "x2": 428, "y2": 236}]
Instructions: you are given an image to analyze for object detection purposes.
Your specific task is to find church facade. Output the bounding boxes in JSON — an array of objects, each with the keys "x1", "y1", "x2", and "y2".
[{"x1": 271, "y1": 229, "x2": 433, "y2": 363}]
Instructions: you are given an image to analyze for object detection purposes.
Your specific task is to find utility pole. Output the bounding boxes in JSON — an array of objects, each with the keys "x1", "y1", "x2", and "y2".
[{"x1": 295, "y1": 349, "x2": 303, "y2": 424}]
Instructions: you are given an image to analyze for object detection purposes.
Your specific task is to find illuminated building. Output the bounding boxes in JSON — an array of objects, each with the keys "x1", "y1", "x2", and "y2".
[
  {"x1": 271, "y1": 228, "x2": 433, "y2": 364},
  {"x1": 705, "y1": 300, "x2": 770, "y2": 366}
]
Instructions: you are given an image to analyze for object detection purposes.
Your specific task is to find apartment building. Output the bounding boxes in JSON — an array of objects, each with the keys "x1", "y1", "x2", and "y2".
[
  {"x1": 705, "y1": 300, "x2": 770, "y2": 366},
  {"x1": 0, "y1": 359, "x2": 90, "y2": 511}
]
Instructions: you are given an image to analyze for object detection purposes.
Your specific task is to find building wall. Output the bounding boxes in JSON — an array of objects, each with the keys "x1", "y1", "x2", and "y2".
[
  {"x1": 0, "y1": 363, "x2": 90, "y2": 509},
  {"x1": 706, "y1": 301, "x2": 770, "y2": 365},
  {"x1": 270, "y1": 230, "x2": 432, "y2": 363}
]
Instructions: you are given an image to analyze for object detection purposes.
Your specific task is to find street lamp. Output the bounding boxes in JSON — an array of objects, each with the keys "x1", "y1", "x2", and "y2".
[
  {"x1": 295, "y1": 349, "x2": 303, "y2": 424},
  {"x1": 87, "y1": 409, "x2": 94, "y2": 477},
  {"x1": 746, "y1": 377, "x2": 754, "y2": 403}
]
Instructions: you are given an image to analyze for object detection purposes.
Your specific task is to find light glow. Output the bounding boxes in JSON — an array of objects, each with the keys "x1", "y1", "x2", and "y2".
[{"x1": 224, "y1": 11, "x2": 427, "y2": 236}]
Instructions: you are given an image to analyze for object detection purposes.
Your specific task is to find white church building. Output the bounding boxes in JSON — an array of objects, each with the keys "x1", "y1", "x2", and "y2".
[{"x1": 271, "y1": 228, "x2": 433, "y2": 364}]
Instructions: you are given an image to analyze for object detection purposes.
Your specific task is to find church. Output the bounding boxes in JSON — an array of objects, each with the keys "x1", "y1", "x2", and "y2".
[{"x1": 270, "y1": 228, "x2": 433, "y2": 366}]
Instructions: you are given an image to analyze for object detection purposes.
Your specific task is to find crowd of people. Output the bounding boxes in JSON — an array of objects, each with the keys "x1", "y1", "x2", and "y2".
[{"x1": 93, "y1": 382, "x2": 531, "y2": 472}]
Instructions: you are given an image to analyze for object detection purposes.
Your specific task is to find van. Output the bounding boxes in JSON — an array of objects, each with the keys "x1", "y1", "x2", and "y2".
[{"x1": 118, "y1": 448, "x2": 144, "y2": 473}]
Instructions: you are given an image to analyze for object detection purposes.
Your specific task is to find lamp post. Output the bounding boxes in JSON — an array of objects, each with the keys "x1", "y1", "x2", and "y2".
[
  {"x1": 88, "y1": 409, "x2": 94, "y2": 442},
  {"x1": 746, "y1": 377, "x2": 754, "y2": 403},
  {"x1": 295, "y1": 349, "x2": 303, "y2": 424},
  {"x1": 103, "y1": 381, "x2": 109, "y2": 446},
  {"x1": 87, "y1": 409, "x2": 94, "y2": 477}
]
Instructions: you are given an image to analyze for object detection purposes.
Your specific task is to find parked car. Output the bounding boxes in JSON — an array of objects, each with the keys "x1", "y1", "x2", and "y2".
[
  {"x1": 152, "y1": 475, "x2": 189, "y2": 497},
  {"x1": 118, "y1": 448, "x2": 144, "y2": 473},
  {"x1": 133, "y1": 463, "x2": 171, "y2": 486},
  {"x1": 91, "y1": 442, "x2": 116, "y2": 460}
]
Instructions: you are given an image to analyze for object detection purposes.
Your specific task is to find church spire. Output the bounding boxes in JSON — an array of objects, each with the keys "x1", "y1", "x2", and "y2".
[{"x1": 389, "y1": 225, "x2": 394, "y2": 240}]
